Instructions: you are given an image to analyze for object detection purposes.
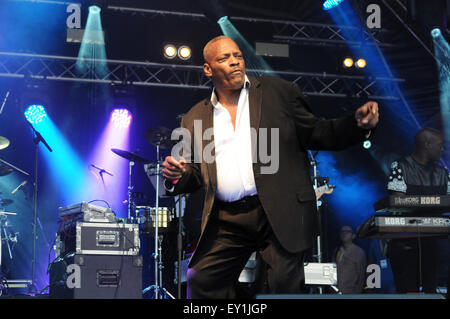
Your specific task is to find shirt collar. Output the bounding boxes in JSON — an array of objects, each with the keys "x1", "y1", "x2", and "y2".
[{"x1": 210, "y1": 75, "x2": 250, "y2": 108}]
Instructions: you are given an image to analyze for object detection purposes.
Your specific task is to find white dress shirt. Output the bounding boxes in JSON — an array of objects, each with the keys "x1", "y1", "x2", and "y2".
[{"x1": 212, "y1": 75, "x2": 257, "y2": 202}]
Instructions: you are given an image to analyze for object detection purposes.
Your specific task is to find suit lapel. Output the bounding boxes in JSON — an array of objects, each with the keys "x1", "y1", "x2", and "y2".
[
  {"x1": 202, "y1": 100, "x2": 217, "y2": 191},
  {"x1": 249, "y1": 76, "x2": 262, "y2": 131},
  {"x1": 249, "y1": 77, "x2": 262, "y2": 174}
]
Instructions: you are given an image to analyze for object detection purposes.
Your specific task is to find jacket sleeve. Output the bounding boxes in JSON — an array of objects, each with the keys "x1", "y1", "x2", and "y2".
[
  {"x1": 289, "y1": 81, "x2": 372, "y2": 150},
  {"x1": 165, "y1": 117, "x2": 204, "y2": 196}
]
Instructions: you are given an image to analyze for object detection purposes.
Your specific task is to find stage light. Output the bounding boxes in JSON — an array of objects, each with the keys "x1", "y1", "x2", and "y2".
[
  {"x1": 164, "y1": 44, "x2": 177, "y2": 59},
  {"x1": 363, "y1": 140, "x2": 372, "y2": 149},
  {"x1": 323, "y1": 0, "x2": 344, "y2": 11},
  {"x1": 218, "y1": 15, "x2": 274, "y2": 77},
  {"x1": 343, "y1": 57, "x2": 354, "y2": 68},
  {"x1": 24, "y1": 104, "x2": 47, "y2": 124},
  {"x1": 111, "y1": 108, "x2": 132, "y2": 129},
  {"x1": 431, "y1": 28, "x2": 441, "y2": 38},
  {"x1": 77, "y1": 1, "x2": 107, "y2": 79},
  {"x1": 89, "y1": 5, "x2": 101, "y2": 14},
  {"x1": 356, "y1": 58, "x2": 367, "y2": 69},
  {"x1": 431, "y1": 26, "x2": 450, "y2": 149},
  {"x1": 218, "y1": 16, "x2": 229, "y2": 24},
  {"x1": 178, "y1": 46, "x2": 192, "y2": 60}
]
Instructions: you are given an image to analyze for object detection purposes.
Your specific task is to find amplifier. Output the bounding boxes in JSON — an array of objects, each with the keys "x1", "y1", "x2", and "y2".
[
  {"x1": 75, "y1": 222, "x2": 140, "y2": 256},
  {"x1": 0, "y1": 279, "x2": 32, "y2": 296},
  {"x1": 49, "y1": 254, "x2": 143, "y2": 299},
  {"x1": 58, "y1": 202, "x2": 116, "y2": 223},
  {"x1": 304, "y1": 262, "x2": 337, "y2": 286}
]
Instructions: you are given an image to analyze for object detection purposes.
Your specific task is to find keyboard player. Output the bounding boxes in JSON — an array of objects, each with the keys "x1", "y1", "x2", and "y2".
[{"x1": 386, "y1": 128, "x2": 449, "y2": 293}]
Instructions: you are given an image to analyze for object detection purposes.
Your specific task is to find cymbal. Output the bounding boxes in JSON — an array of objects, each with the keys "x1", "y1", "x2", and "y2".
[
  {"x1": 111, "y1": 148, "x2": 152, "y2": 164},
  {"x1": 0, "y1": 164, "x2": 13, "y2": 176},
  {"x1": 0, "y1": 199, "x2": 13, "y2": 207},
  {"x1": 0, "y1": 136, "x2": 10, "y2": 150},
  {"x1": 145, "y1": 126, "x2": 174, "y2": 149}
]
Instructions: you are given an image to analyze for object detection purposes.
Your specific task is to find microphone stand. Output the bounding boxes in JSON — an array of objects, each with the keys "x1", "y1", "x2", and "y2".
[
  {"x1": 308, "y1": 150, "x2": 323, "y2": 294},
  {"x1": 89, "y1": 164, "x2": 113, "y2": 192},
  {"x1": 27, "y1": 122, "x2": 52, "y2": 294},
  {"x1": 177, "y1": 194, "x2": 184, "y2": 299}
]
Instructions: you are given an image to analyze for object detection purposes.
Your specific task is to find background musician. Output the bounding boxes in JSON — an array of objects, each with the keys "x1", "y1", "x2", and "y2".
[{"x1": 386, "y1": 128, "x2": 449, "y2": 293}]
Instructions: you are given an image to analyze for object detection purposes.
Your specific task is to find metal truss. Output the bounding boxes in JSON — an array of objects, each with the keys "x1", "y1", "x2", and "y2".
[
  {"x1": 107, "y1": 6, "x2": 395, "y2": 48},
  {"x1": 0, "y1": 51, "x2": 403, "y2": 100},
  {"x1": 268, "y1": 21, "x2": 393, "y2": 48}
]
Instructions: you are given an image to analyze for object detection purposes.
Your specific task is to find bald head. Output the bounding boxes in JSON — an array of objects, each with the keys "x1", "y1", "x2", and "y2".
[
  {"x1": 202, "y1": 35, "x2": 245, "y2": 91},
  {"x1": 414, "y1": 128, "x2": 442, "y2": 148},
  {"x1": 414, "y1": 127, "x2": 444, "y2": 162},
  {"x1": 203, "y1": 35, "x2": 237, "y2": 63}
]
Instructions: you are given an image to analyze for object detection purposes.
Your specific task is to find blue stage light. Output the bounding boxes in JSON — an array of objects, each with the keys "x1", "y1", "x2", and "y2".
[
  {"x1": 217, "y1": 16, "x2": 229, "y2": 24},
  {"x1": 89, "y1": 5, "x2": 101, "y2": 14},
  {"x1": 431, "y1": 28, "x2": 441, "y2": 38},
  {"x1": 323, "y1": 0, "x2": 344, "y2": 11},
  {"x1": 24, "y1": 104, "x2": 47, "y2": 124}
]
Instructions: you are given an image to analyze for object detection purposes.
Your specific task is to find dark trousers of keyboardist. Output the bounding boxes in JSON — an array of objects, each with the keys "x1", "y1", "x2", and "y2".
[{"x1": 387, "y1": 237, "x2": 440, "y2": 293}]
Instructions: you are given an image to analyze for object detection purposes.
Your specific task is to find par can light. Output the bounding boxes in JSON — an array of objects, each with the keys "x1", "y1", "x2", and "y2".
[
  {"x1": 164, "y1": 44, "x2": 177, "y2": 59},
  {"x1": 178, "y1": 46, "x2": 192, "y2": 60}
]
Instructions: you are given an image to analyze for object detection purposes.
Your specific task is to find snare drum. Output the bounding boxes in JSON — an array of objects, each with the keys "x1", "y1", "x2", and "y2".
[{"x1": 136, "y1": 207, "x2": 174, "y2": 235}]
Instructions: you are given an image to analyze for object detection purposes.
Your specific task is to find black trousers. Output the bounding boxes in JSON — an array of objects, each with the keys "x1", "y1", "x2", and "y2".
[
  {"x1": 387, "y1": 237, "x2": 440, "y2": 293},
  {"x1": 186, "y1": 198, "x2": 305, "y2": 299}
]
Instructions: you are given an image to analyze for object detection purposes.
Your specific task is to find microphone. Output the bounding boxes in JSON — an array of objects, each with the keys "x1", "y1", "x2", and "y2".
[
  {"x1": 12, "y1": 180, "x2": 27, "y2": 195},
  {"x1": 89, "y1": 164, "x2": 113, "y2": 176}
]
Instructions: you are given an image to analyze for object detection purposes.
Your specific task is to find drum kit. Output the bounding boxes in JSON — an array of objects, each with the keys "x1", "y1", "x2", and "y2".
[
  {"x1": 1, "y1": 125, "x2": 184, "y2": 297},
  {"x1": 111, "y1": 125, "x2": 181, "y2": 299},
  {"x1": 0, "y1": 136, "x2": 26, "y2": 283}
]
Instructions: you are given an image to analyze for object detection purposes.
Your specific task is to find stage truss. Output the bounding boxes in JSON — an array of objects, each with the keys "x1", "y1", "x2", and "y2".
[{"x1": 0, "y1": 52, "x2": 403, "y2": 100}]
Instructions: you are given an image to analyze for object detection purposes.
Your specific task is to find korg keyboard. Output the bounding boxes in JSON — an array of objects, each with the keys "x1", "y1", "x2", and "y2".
[
  {"x1": 357, "y1": 214, "x2": 450, "y2": 239},
  {"x1": 373, "y1": 195, "x2": 450, "y2": 214}
]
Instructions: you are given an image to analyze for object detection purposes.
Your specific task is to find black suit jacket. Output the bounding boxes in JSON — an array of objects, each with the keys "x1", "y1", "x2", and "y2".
[{"x1": 168, "y1": 75, "x2": 370, "y2": 254}]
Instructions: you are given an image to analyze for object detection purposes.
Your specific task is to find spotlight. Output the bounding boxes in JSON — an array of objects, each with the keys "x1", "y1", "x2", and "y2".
[
  {"x1": 431, "y1": 28, "x2": 441, "y2": 38},
  {"x1": 111, "y1": 108, "x2": 132, "y2": 129},
  {"x1": 363, "y1": 140, "x2": 372, "y2": 149},
  {"x1": 89, "y1": 5, "x2": 101, "y2": 14},
  {"x1": 217, "y1": 16, "x2": 229, "y2": 24},
  {"x1": 343, "y1": 57, "x2": 354, "y2": 68},
  {"x1": 164, "y1": 44, "x2": 177, "y2": 59},
  {"x1": 323, "y1": 0, "x2": 344, "y2": 11},
  {"x1": 178, "y1": 46, "x2": 192, "y2": 60},
  {"x1": 24, "y1": 104, "x2": 47, "y2": 124},
  {"x1": 355, "y1": 58, "x2": 367, "y2": 69}
]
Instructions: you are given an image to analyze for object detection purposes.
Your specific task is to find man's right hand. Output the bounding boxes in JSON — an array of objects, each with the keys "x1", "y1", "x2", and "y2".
[{"x1": 162, "y1": 156, "x2": 187, "y2": 182}]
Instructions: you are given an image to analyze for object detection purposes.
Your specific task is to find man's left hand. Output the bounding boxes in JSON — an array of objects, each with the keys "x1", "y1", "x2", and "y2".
[{"x1": 355, "y1": 101, "x2": 379, "y2": 130}]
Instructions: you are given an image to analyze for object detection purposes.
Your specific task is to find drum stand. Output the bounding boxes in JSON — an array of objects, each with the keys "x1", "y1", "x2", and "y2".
[
  {"x1": 127, "y1": 160, "x2": 135, "y2": 222},
  {"x1": 0, "y1": 211, "x2": 17, "y2": 264},
  {"x1": 142, "y1": 143, "x2": 174, "y2": 299}
]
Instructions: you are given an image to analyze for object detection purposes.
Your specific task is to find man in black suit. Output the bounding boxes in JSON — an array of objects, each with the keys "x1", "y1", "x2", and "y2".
[{"x1": 162, "y1": 35, "x2": 379, "y2": 298}]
